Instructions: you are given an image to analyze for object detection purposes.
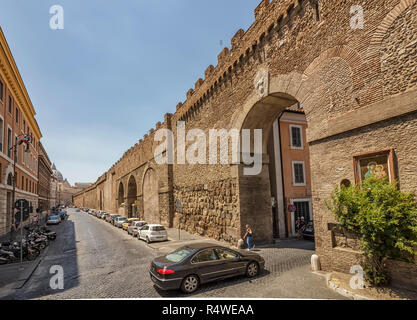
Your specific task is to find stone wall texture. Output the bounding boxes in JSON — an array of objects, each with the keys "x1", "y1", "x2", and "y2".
[{"x1": 74, "y1": 0, "x2": 417, "y2": 285}]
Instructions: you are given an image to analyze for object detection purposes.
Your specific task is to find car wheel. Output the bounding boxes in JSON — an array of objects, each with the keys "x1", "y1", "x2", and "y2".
[
  {"x1": 146, "y1": 236, "x2": 151, "y2": 244},
  {"x1": 181, "y1": 275, "x2": 199, "y2": 294},
  {"x1": 246, "y1": 261, "x2": 259, "y2": 278}
]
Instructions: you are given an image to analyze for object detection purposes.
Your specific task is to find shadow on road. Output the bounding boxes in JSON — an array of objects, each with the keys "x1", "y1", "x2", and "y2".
[
  {"x1": 7, "y1": 218, "x2": 80, "y2": 300},
  {"x1": 154, "y1": 270, "x2": 271, "y2": 298}
]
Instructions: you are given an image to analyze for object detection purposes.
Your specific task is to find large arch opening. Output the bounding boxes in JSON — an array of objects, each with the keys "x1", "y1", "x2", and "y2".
[
  {"x1": 142, "y1": 168, "x2": 159, "y2": 224},
  {"x1": 118, "y1": 182, "x2": 124, "y2": 208},
  {"x1": 237, "y1": 93, "x2": 313, "y2": 244},
  {"x1": 127, "y1": 176, "x2": 138, "y2": 218}
]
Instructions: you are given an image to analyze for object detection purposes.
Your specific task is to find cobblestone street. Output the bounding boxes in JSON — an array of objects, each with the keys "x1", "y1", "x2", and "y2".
[{"x1": 6, "y1": 209, "x2": 344, "y2": 299}]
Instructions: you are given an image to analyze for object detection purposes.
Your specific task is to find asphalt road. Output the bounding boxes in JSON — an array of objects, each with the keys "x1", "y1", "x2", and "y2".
[{"x1": 8, "y1": 209, "x2": 344, "y2": 299}]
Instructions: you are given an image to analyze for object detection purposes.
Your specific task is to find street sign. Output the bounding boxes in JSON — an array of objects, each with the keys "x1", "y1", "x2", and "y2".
[
  {"x1": 176, "y1": 200, "x2": 181, "y2": 212},
  {"x1": 15, "y1": 208, "x2": 30, "y2": 223},
  {"x1": 288, "y1": 204, "x2": 296, "y2": 213},
  {"x1": 14, "y1": 199, "x2": 29, "y2": 210}
]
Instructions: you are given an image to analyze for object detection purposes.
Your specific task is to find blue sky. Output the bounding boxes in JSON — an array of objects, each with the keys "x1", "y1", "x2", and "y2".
[{"x1": 0, "y1": 0, "x2": 259, "y2": 184}]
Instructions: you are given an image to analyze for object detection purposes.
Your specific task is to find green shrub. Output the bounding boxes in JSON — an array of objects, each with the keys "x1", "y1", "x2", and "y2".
[{"x1": 327, "y1": 177, "x2": 417, "y2": 286}]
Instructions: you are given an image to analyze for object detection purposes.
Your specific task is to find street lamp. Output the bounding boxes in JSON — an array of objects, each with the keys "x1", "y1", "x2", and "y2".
[{"x1": 9, "y1": 133, "x2": 32, "y2": 241}]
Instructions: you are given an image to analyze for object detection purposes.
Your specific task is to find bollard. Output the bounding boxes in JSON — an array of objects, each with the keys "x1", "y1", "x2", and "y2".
[
  {"x1": 311, "y1": 254, "x2": 321, "y2": 271},
  {"x1": 237, "y1": 239, "x2": 245, "y2": 249}
]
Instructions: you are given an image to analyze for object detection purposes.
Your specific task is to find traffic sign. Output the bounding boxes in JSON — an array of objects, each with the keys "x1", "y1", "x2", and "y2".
[
  {"x1": 288, "y1": 204, "x2": 296, "y2": 213},
  {"x1": 14, "y1": 199, "x2": 29, "y2": 210}
]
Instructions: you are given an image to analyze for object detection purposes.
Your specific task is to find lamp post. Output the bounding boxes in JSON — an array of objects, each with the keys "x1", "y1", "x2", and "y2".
[{"x1": 9, "y1": 133, "x2": 32, "y2": 241}]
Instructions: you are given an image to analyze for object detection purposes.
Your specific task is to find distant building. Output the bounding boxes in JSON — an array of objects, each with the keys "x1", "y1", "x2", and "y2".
[
  {"x1": 267, "y1": 104, "x2": 312, "y2": 238},
  {"x1": 52, "y1": 163, "x2": 80, "y2": 206},
  {"x1": 37, "y1": 142, "x2": 53, "y2": 212},
  {"x1": 74, "y1": 182, "x2": 93, "y2": 190}
]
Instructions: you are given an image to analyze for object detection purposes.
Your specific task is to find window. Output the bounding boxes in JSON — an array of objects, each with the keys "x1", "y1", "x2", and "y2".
[
  {"x1": 7, "y1": 173, "x2": 13, "y2": 186},
  {"x1": 215, "y1": 248, "x2": 239, "y2": 260},
  {"x1": 26, "y1": 178, "x2": 28, "y2": 191},
  {"x1": 8, "y1": 96, "x2": 12, "y2": 114},
  {"x1": 0, "y1": 81, "x2": 3, "y2": 101},
  {"x1": 292, "y1": 161, "x2": 306, "y2": 186},
  {"x1": 15, "y1": 107, "x2": 19, "y2": 123},
  {"x1": 22, "y1": 176, "x2": 24, "y2": 189},
  {"x1": 0, "y1": 117, "x2": 3, "y2": 152},
  {"x1": 165, "y1": 249, "x2": 194, "y2": 263},
  {"x1": 7, "y1": 128, "x2": 12, "y2": 158},
  {"x1": 290, "y1": 125, "x2": 303, "y2": 149},
  {"x1": 191, "y1": 249, "x2": 218, "y2": 264},
  {"x1": 15, "y1": 135, "x2": 18, "y2": 163}
]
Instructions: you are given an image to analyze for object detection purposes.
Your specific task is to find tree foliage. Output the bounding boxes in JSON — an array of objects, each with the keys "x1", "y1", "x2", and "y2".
[{"x1": 327, "y1": 177, "x2": 417, "y2": 286}]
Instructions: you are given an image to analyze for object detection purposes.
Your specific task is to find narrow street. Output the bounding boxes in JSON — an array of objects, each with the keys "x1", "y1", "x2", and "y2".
[{"x1": 5, "y1": 209, "x2": 344, "y2": 300}]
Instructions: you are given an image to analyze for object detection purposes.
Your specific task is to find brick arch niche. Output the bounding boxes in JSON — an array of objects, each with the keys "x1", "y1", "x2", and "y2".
[{"x1": 142, "y1": 168, "x2": 160, "y2": 224}]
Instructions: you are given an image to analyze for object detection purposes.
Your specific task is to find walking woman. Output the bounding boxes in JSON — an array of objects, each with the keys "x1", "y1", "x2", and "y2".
[{"x1": 244, "y1": 224, "x2": 255, "y2": 251}]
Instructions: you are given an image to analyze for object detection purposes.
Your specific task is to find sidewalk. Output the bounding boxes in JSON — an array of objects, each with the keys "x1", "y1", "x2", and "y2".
[
  {"x1": 326, "y1": 271, "x2": 417, "y2": 300},
  {"x1": 0, "y1": 256, "x2": 43, "y2": 299}
]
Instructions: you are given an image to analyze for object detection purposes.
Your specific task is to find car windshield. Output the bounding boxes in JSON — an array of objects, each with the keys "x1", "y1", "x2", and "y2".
[
  {"x1": 165, "y1": 249, "x2": 194, "y2": 263},
  {"x1": 151, "y1": 226, "x2": 165, "y2": 231}
]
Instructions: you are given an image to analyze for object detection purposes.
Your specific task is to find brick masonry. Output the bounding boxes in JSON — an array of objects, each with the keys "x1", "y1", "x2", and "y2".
[{"x1": 73, "y1": 0, "x2": 417, "y2": 283}]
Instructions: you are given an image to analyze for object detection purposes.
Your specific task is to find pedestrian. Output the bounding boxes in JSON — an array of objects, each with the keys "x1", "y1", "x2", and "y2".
[
  {"x1": 298, "y1": 217, "x2": 306, "y2": 238},
  {"x1": 243, "y1": 224, "x2": 255, "y2": 251}
]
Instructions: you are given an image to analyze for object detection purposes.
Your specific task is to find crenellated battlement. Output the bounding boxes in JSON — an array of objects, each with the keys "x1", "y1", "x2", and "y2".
[
  {"x1": 175, "y1": 0, "x2": 317, "y2": 122},
  {"x1": 90, "y1": 0, "x2": 318, "y2": 188}
]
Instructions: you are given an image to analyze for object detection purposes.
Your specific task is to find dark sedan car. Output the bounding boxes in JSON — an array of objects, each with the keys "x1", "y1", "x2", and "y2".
[{"x1": 149, "y1": 243, "x2": 265, "y2": 294}]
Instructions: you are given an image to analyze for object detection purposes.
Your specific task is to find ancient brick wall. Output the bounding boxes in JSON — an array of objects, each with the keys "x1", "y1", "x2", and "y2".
[{"x1": 73, "y1": 0, "x2": 417, "y2": 277}]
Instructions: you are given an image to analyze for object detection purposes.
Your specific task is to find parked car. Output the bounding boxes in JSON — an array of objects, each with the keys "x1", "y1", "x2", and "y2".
[
  {"x1": 57, "y1": 210, "x2": 67, "y2": 221},
  {"x1": 149, "y1": 243, "x2": 265, "y2": 294},
  {"x1": 138, "y1": 224, "x2": 168, "y2": 243},
  {"x1": 122, "y1": 218, "x2": 139, "y2": 231},
  {"x1": 106, "y1": 214, "x2": 116, "y2": 223},
  {"x1": 301, "y1": 222, "x2": 314, "y2": 240},
  {"x1": 128, "y1": 221, "x2": 147, "y2": 237},
  {"x1": 101, "y1": 212, "x2": 109, "y2": 220},
  {"x1": 47, "y1": 215, "x2": 61, "y2": 225},
  {"x1": 111, "y1": 215, "x2": 121, "y2": 225},
  {"x1": 114, "y1": 217, "x2": 127, "y2": 228}
]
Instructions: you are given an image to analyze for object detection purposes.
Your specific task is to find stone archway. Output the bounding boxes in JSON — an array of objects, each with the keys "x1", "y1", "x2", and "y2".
[
  {"x1": 142, "y1": 168, "x2": 159, "y2": 224},
  {"x1": 127, "y1": 176, "x2": 137, "y2": 218},
  {"x1": 233, "y1": 90, "x2": 302, "y2": 244}
]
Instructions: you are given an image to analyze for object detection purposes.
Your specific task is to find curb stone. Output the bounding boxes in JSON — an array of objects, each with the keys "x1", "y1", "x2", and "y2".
[{"x1": 326, "y1": 272, "x2": 371, "y2": 300}]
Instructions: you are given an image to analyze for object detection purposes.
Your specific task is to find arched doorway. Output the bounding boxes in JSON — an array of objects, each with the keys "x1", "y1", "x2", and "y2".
[
  {"x1": 142, "y1": 168, "x2": 159, "y2": 224},
  {"x1": 127, "y1": 176, "x2": 137, "y2": 218},
  {"x1": 118, "y1": 182, "x2": 124, "y2": 208},
  {"x1": 235, "y1": 92, "x2": 313, "y2": 244}
]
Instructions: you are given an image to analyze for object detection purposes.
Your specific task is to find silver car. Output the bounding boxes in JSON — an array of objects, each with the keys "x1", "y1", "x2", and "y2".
[
  {"x1": 114, "y1": 216, "x2": 127, "y2": 228},
  {"x1": 127, "y1": 221, "x2": 147, "y2": 237}
]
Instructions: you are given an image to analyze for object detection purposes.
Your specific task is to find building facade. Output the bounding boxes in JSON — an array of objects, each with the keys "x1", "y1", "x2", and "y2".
[
  {"x1": 0, "y1": 27, "x2": 42, "y2": 237},
  {"x1": 50, "y1": 173, "x2": 57, "y2": 209},
  {"x1": 37, "y1": 142, "x2": 52, "y2": 212},
  {"x1": 52, "y1": 164, "x2": 80, "y2": 206},
  {"x1": 74, "y1": 0, "x2": 417, "y2": 284},
  {"x1": 267, "y1": 106, "x2": 312, "y2": 238}
]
